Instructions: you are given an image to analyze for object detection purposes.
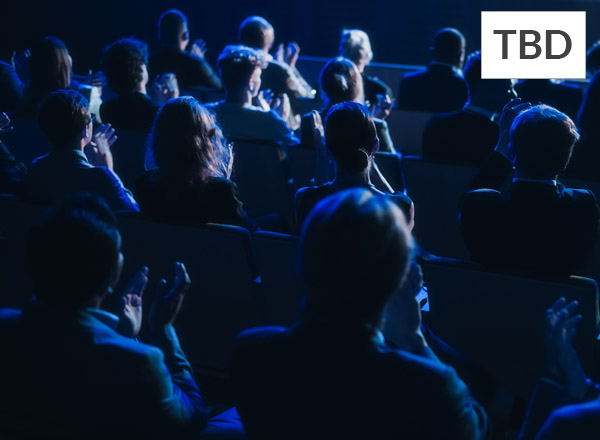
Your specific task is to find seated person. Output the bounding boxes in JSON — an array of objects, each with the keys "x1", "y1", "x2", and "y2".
[
  {"x1": 459, "y1": 100, "x2": 600, "y2": 276},
  {"x1": 232, "y1": 188, "x2": 489, "y2": 439},
  {"x1": 295, "y1": 102, "x2": 412, "y2": 229},
  {"x1": 339, "y1": 29, "x2": 393, "y2": 111},
  {"x1": 149, "y1": 9, "x2": 222, "y2": 91},
  {"x1": 136, "y1": 96, "x2": 255, "y2": 229},
  {"x1": 0, "y1": 49, "x2": 25, "y2": 113},
  {"x1": 205, "y1": 45, "x2": 299, "y2": 147},
  {"x1": 100, "y1": 38, "x2": 158, "y2": 132},
  {"x1": 518, "y1": 298, "x2": 600, "y2": 440},
  {"x1": 25, "y1": 90, "x2": 139, "y2": 213},
  {"x1": 422, "y1": 51, "x2": 515, "y2": 167},
  {"x1": 397, "y1": 28, "x2": 468, "y2": 113},
  {"x1": 514, "y1": 79, "x2": 582, "y2": 121},
  {"x1": 0, "y1": 194, "x2": 208, "y2": 438},
  {"x1": 0, "y1": 113, "x2": 27, "y2": 195},
  {"x1": 300, "y1": 56, "x2": 395, "y2": 153}
]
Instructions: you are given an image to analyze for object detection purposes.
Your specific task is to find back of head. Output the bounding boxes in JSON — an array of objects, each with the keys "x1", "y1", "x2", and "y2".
[
  {"x1": 324, "y1": 101, "x2": 378, "y2": 174},
  {"x1": 239, "y1": 16, "x2": 273, "y2": 50},
  {"x1": 38, "y1": 89, "x2": 90, "y2": 149},
  {"x1": 299, "y1": 188, "x2": 413, "y2": 325},
  {"x1": 431, "y1": 27, "x2": 465, "y2": 66},
  {"x1": 29, "y1": 36, "x2": 71, "y2": 102},
  {"x1": 149, "y1": 96, "x2": 228, "y2": 182},
  {"x1": 511, "y1": 105, "x2": 579, "y2": 178},
  {"x1": 102, "y1": 38, "x2": 148, "y2": 95},
  {"x1": 217, "y1": 45, "x2": 264, "y2": 91},
  {"x1": 339, "y1": 29, "x2": 373, "y2": 66},
  {"x1": 27, "y1": 193, "x2": 120, "y2": 308},
  {"x1": 158, "y1": 9, "x2": 187, "y2": 46},
  {"x1": 587, "y1": 41, "x2": 600, "y2": 76},
  {"x1": 319, "y1": 57, "x2": 363, "y2": 108}
]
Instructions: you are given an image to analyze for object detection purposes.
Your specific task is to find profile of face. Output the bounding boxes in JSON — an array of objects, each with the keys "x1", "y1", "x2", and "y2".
[
  {"x1": 263, "y1": 27, "x2": 275, "y2": 52},
  {"x1": 141, "y1": 63, "x2": 149, "y2": 89},
  {"x1": 358, "y1": 39, "x2": 373, "y2": 66},
  {"x1": 249, "y1": 66, "x2": 262, "y2": 97},
  {"x1": 179, "y1": 22, "x2": 190, "y2": 51}
]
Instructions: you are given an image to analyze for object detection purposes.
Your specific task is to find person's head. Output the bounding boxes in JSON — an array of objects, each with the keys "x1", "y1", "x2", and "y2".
[
  {"x1": 431, "y1": 27, "x2": 465, "y2": 68},
  {"x1": 38, "y1": 89, "x2": 92, "y2": 150},
  {"x1": 463, "y1": 51, "x2": 516, "y2": 112},
  {"x1": 29, "y1": 37, "x2": 72, "y2": 102},
  {"x1": 339, "y1": 29, "x2": 373, "y2": 70},
  {"x1": 102, "y1": 38, "x2": 149, "y2": 95},
  {"x1": 324, "y1": 101, "x2": 378, "y2": 175},
  {"x1": 149, "y1": 96, "x2": 229, "y2": 183},
  {"x1": 299, "y1": 188, "x2": 413, "y2": 326},
  {"x1": 510, "y1": 104, "x2": 579, "y2": 179},
  {"x1": 239, "y1": 16, "x2": 274, "y2": 52},
  {"x1": 577, "y1": 71, "x2": 600, "y2": 143},
  {"x1": 217, "y1": 45, "x2": 265, "y2": 96},
  {"x1": 587, "y1": 41, "x2": 600, "y2": 77},
  {"x1": 319, "y1": 57, "x2": 364, "y2": 109},
  {"x1": 27, "y1": 193, "x2": 123, "y2": 309},
  {"x1": 158, "y1": 9, "x2": 189, "y2": 51}
]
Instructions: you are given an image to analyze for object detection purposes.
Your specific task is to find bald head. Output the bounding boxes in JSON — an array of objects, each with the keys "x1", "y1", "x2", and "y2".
[
  {"x1": 431, "y1": 28, "x2": 465, "y2": 68},
  {"x1": 239, "y1": 16, "x2": 274, "y2": 52}
]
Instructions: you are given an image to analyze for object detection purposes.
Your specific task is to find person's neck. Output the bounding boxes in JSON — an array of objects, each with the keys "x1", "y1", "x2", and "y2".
[
  {"x1": 334, "y1": 166, "x2": 371, "y2": 186},
  {"x1": 355, "y1": 62, "x2": 366, "y2": 73},
  {"x1": 136, "y1": 84, "x2": 147, "y2": 95},
  {"x1": 225, "y1": 88, "x2": 253, "y2": 106}
]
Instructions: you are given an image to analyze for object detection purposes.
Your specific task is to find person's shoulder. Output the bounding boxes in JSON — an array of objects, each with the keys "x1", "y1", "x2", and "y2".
[
  {"x1": 235, "y1": 326, "x2": 289, "y2": 351},
  {"x1": 402, "y1": 68, "x2": 427, "y2": 81},
  {"x1": 464, "y1": 188, "x2": 504, "y2": 201}
]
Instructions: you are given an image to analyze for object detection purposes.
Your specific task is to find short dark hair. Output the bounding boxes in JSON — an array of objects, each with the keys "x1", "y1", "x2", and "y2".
[
  {"x1": 239, "y1": 16, "x2": 272, "y2": 50},
  {"x1": 38, "y1": 89, "x2": 91, "y2": 149},
  {"x1": 299, "y1": 188, "x2": 413, "y2": 324},
  {"x1": 27, "y1": 193, "x2": 121, "y2": 308},
  {"x1": 463, "y1": 51, "x2": 482, "y2": 91},
  {"x1": 319, "y1": 57, "x2": 363, "y2": 109},
  {"x1": 432, "y1": 28, "x2": 465, "y2": 64},
  {"x1": 324, "y1": 102, "x2": 378, "y2": 174},
  {"x1": 102, "y1": 38, "x2": 148, "y2": 95},
  {"x1": 217, "y1": 45, "x2": 264, "y2": 90},
  {"x1": 511, "y1": 105, "x2": 579, "y2": 178},
  {"x1": 158, "y1": 9, "x2": 187, "y2": 45}
]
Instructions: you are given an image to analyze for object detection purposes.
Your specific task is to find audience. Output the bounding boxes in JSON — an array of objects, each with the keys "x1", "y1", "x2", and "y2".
[
  {"x1": 25, "y1": 90, "x2": 139, "y2": 212},
  {"x1": 459, "y1": 100, "x2": 600, "y2": 276},
  {"x1": 300, "y1": 56, "x2": 395, "y2": 153},
  {"x1": 205, "y1": 45, "x2": 299, "y2": 146},
  {"x1": 149, "y1": 9, "x2": 222, "y2": 91},
  {"x1": 0, "y1": 194, "x2": 208, "y2": 438},
  {"x1": 339, "y1": 29, "x2": 393, "y2": 111},
  {"x1": 136, "y1": 96, "x2": 254, "y2": 229},
  {"x1": 232, "y1": 188, "x2": 489, "y2": 439},
  {"x1": 296, "y1": 102, "x2": 412, "y2": 229},
  {"x1": 397, "y1": 28, "x2": 468, "y2": 113},
  {"x1": 100, "y1": 38, "x2": 160, "y2": 132},
  {"x1": 422, "y1": 51, "x2": 515, "y2": 167},
  {"x1": 514, "y1": 79, "x2": 583, "y2": 122}
]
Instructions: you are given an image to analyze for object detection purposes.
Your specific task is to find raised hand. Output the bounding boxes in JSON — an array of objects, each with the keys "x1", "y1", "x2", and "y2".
[
  {"x1": 255, "y1": 90, "x2": 272, "y2": 111},
  {"x1": 496, "y1": 98, "x2": 532, "y2": 159},
  {"x1": 0, "y1": 113, "x2": 14, "y2": 136},
  {"x1": 271, "y1": 93, "x2": 291, "y2": 122},
  {"x1": 116, "y1": 266, "x2": 149, "y2": 338},
  {"x1": 149, "y1": 262, "x2": 191, "y2": 329},
  {"x1": 150, "y1": 73, "x2": 180, "y2": 104},
  {"x1": 190, "y1": 39, "x2": 207, "y2": 59},
  {"x1": 370, "y1": 93, "x2": 394, "y2": 120},
  {"x1": 86, "y1": 123, "x2": 117, "y2": 170},
  {"x1": 275, "y1": 43, "x2": 285, "y2": 63},
  {"x1": 285, "y1": 42, "x2": 300, "y2": 68}
]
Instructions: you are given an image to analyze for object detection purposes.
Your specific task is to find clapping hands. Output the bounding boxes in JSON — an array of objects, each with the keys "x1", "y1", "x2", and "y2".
[
  {"x1": 86, "y1": 123, "x2": 117, "y2": 170},
  {"x1": 150, "y1": 73, "x2": 180, "y2": 104},
  {"x1": 276, "y1": 42, "x2": 300, "y2": 68},
  {"x1": 190, "y1": 39, "x2": 207, "y2": 59},
  {"x1": 368, "y1": 94, "x2": 394, "y2": 120},
  {"x1": 150, "y1": 262, "x2": 191, "y2": 329},
  {"x1": 116, "y1": 266, "x2": 149, "y2": 338}
]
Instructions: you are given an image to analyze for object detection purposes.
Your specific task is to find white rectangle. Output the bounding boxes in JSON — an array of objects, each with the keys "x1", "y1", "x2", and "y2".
[{"x1": 481, "y1": 11, "x2": 586, "y2": 79}]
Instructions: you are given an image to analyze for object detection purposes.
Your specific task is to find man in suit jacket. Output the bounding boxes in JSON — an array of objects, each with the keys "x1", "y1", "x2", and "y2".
[
  {"x1": 232, "y1": 188, "x2": 489, "y2": 439},
  {"x1": 0, "y1": 194, "x2": 208, "y2": 439},
  {"x1": 459, "y1": 101, "x2": 600, "y2": 277},
  {"x1": 422, "y1": 52, "x2": 516, "y2": 167},
  {"x1": 397, "y1": 28, "x2": 468, "y2": 113}
]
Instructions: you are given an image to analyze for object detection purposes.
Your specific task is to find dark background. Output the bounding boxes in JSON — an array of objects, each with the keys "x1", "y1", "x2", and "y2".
[{"x1": 2, "y1": 0, "x2": 600, "y2": 75}]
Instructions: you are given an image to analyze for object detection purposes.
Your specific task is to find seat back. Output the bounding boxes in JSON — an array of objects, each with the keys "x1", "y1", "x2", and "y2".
[
  {"x1": 2, "y1": 119, "x2": 51, "y2": 166},
  {"x1": 386, "y1": 109, "x2": 434, "y2": 156},
  {"x1": 117, "y1": 216, "x2": 260, "y2": 372},
  {"x1": 253, "y1": 231, "x2": 302, "y2": 326},
  {"x1": 286, "y1": 145, "x2": 316, "y2": 194},
  {"x1": 424, "y1": 257, "x2": 600, "y2": 400},
  {"x1": 374, "y1": 152, "x2": 404, "y2": 193},
  {"x1": 401, "y1": 157, "x2": 478, "y2": 258},
  {"x1": 109, "y1": 130, "x2": 149, "y2": 190}
]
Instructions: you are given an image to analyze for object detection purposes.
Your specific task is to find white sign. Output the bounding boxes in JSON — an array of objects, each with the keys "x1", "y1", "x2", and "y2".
[{"x1": 481, "y1": 11, "x2": 586, "y2": 79}]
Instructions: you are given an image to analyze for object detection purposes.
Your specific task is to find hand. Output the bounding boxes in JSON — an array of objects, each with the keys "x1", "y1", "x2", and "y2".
[
  {"x1": 275, "y1": 43, "x2": 285, "y2": 63},
  {"x1": 150, "y1": 73, "x2": 180, "y2": 104},
  {"x1": 543, "y1": 297, "x2": 588, "y2": 400},
  {"x1": 116, "y1": 266, "x2": 149, "y2": 338},
  {"x1": 495, "y1": 98, "x2": 531, "y2": 159},
  {"x1": 285, "y1": 42, "x2": 300, "y2": 68},
  {"x1": 149, "y1": 262, "x2": 191, "y2": 329},
  {"x1": 271, "y1": 93, "x2": 291, "y2": 122},
  {"x1": 383, "y1": 262, "x2": 427, "y2": 353},
  {"x1": 255, "y1": 90, "x2": 272, "y2": 111},
  {"x1": 190, "y1": 39, "x2": 207, "y2": 58},
  {"x1": 370, "y1": 93, "x2": 394, "y2": 120},
  {"x1": 86, "y1": 123, "x2": 117, "y2": 170},
  {"x1": 0, "y1": 112, "x2": 13, "y2": 136}
]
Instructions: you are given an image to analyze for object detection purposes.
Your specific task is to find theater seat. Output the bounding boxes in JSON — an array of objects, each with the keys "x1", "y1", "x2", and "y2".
[{"x1": 386, "y1": 109, "x2": 435, "y2": 156}]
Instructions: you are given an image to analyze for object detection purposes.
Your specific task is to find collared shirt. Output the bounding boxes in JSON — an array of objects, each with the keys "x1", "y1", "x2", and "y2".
[
  {"x1": 25, "y1": 149, "x2": 139, "y2": 213},
  {"x1": 463, "y1": 103, "x2": 499, "y2": 121}
]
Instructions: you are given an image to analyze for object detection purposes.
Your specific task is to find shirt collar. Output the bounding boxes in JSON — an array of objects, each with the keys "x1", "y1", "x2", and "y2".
[
  {"x1": 83, "y1": 308, "x2": 120, "y2": 330},
  {"x1": 512, "y1": 177, "x2": 557, "y2": 186},
  {"x1": 463, "y1": 103, "x2": 498, "y2": 121}
]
